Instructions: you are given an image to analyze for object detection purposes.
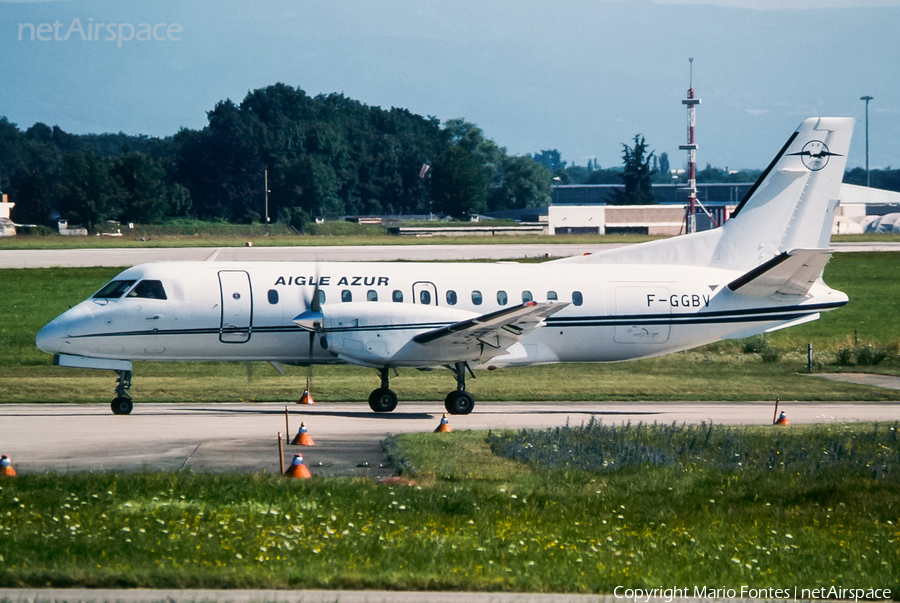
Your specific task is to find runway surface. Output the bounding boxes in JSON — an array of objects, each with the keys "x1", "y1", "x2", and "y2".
[
  {"x1": 0, "y1": 243, "x2": 607, "y2": 268},
  {"x1": 1, "y1": 240, "x2": 897, "y2": 269},
  {"x1": 2, "y1": 401, "x2": 897, "y2": 476}
]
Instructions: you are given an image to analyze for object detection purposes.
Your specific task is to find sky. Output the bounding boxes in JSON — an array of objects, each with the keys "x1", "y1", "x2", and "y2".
[{"x1": 1, "y1": 0, "x2": 898, "y2": 171}]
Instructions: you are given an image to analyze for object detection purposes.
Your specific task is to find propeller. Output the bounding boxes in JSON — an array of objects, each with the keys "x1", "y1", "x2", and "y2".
[{"x1": 292, "y1": 268, "x2": 324, "y2": 402}]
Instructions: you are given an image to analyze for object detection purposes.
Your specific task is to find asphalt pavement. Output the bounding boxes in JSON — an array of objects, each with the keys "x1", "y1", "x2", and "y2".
[
  {"x1": 1, "y1": 241, "x2": 898, "y2": 269},
  {"x1": 2, "y1": 400, "x2": 898, "y2": 475}
]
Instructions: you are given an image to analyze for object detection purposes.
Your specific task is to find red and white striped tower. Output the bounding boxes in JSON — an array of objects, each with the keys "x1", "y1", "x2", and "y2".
[{"x1": 679, "y1": 58, "x2": 701, "y2": 234}]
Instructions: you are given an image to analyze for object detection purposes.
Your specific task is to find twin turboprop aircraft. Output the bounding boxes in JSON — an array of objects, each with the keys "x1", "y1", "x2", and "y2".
[{"x1": 36, "y1": 117, "x2": 854, "y2": 415}]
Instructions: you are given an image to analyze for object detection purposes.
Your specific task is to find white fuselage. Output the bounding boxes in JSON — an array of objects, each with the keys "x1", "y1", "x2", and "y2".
[{"x1": 36, "y1": 259, "x2": 847, "y2": 369}]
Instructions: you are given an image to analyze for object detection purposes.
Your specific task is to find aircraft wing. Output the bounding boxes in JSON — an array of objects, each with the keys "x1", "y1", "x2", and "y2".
[
  {"x1": 413, "y1": 301, "x2": 568, "y2": 351},
  {"x1": 727, "y1": 249, "x2": 833, "y2": 298}
]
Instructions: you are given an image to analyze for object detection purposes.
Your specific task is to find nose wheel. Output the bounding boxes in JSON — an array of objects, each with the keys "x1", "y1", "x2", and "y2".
[
  {"x1": 111, "y1": 396, "x2": 133, "y2": 415},
  {"x1": 111, "y1": 370, "x2": 133, "y2": 415}
]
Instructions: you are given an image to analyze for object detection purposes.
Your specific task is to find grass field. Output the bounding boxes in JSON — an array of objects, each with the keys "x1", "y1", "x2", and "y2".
[
  {"x1": 0, "y1": 253, "x2": 898, "y2": 404},
  {"x1": 0, "y1": 422, "x2": 896, "y2": 593}
]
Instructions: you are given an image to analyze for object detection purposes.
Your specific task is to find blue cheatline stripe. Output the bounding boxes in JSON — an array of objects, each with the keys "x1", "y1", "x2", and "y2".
[{"x1": 65, "y1": 300, "x2": 843, "y2": 341}]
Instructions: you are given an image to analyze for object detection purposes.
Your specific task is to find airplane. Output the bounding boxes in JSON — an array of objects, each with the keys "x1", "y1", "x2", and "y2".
[{"x1": 36, "y1": 117, "x2": 854, "y2": 415}]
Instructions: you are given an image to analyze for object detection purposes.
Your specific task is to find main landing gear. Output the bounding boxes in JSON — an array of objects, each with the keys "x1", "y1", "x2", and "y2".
[
  {"x1": 111, "y1": 369, "x2": 134, "y2": 415},
  {"x1": 367, "y1": 363, "x2": 475, "y2": 415},
  {"x1": 444, "y1": 362, "x2": 474, "y2": 415},
  {"x1": 368, "y1": 367, "x2": 399, "y2": 413}
]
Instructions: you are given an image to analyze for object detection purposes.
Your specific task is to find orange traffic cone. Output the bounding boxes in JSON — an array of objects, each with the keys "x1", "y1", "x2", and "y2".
[
  {"x1": 0, "y1": 455, "x2": 16, "y2": 477},
  {"x1": 285, "y1": 454, "x2": 312, "y2": 478},
  {"x1": 434, "y1": 413, "x2": 452, "y2": 433},
  {"x1": 775, "y1": 411, "x2": 790, "y2": 426},
  {"x1": 290, "y1": 422, "x2": 315, "y2": 446},
  {"x1": 298, "y1": 378, "x2": 315, "y2": 405}
]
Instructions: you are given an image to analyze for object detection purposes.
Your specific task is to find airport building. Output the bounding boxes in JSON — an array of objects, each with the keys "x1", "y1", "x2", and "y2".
[{"x1": 530, "y1": 182, "x2": 900, "y2": 236}]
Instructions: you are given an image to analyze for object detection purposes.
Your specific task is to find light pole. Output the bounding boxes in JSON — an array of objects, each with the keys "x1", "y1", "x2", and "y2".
[
  {"x1": 860, "y1": 95, "x2": 873, "y2": 187},
  {"x1": 264, "y1": 169, "x2": 270, "y2": 236}
]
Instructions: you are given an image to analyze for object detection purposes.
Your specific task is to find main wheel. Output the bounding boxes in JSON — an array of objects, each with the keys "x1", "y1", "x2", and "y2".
[
  {"x1": 444, "y1": 390, "x2": 475, "y2": 415},
  {"x1": 368, "y1": 388, "x2": 398, "y2": 413},
  {"x1": 111, "y1": 396, "x2": 133, "y2": 415}
]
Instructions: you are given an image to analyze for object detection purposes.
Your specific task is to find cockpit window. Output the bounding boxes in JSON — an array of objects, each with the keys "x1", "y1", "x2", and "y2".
[
  {"x1": 93, "y1": 280, "x2": 136, "y2": 299},
  {"x1": 127, "y1": 280, "x2": 168, "y2": 300}
]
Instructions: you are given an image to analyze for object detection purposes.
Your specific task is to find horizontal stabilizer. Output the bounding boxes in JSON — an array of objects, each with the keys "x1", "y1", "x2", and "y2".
[
  {"x1": 727, "y1": 249, "x2": 833, "y2": 298},
  {"x1": 413, "y1": 301, "x2": 567, "y2": 351}
]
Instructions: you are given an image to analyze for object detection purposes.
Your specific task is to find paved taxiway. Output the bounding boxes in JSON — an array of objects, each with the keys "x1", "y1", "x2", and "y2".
[
  {"x1": 1, "y1": 241, "x2": 898, "y2": 269},
  {"x1": 2, "y1": 401, "x2": 897, "y2": 476}
]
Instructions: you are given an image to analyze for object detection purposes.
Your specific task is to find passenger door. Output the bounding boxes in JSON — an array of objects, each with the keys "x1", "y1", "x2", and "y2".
[
  {"x1": 412, "y1": 281, "x2": 438, "y2": 306},
  {"x1": 219, "y1": 271, "x2": 252, "y2": 343}
]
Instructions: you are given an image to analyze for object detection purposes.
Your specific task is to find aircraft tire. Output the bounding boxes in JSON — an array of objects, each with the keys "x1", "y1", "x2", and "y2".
[
  {"x1": 111, "y1": 396, "x2": 133, "y2": 415},
  {"x1": 444, "y1": 391, "x2": 475, "y2": 415},
  {"x1": 368, "y1": 388, "x2": 398, "y2": 413}
]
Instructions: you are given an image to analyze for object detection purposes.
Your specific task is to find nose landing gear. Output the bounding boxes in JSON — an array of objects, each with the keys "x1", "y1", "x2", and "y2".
[{"x1": 111, "y1": 370, "x2": 133, "y2": 415}]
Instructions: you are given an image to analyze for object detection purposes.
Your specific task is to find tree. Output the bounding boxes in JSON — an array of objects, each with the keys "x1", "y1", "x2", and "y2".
[
  {"x1": 442, "y1": 118, "x2": 505, "y2": 190},
  {"x1": 488, "y1": 155, "x2": 552, "y2": 210},
  {"x1": 60, "y1": 152, "x2": 121, "y2": 233},
  {"x1": 658, "y1": 152, "x2": 670, "y2": 176},
  {"x1": 111, "y1": 154, "x2": 168, "y2": 223},
  {"x1": 530, "y1": 149, "x2": 567, "y2": 173},
  {"x1": 613, "y1": 134, "x2": 656, "y2": 205},
  {"x1": 562, "y1": 165, "x2": 591, "y2": 184},
  {"x1": 431, "y1": 145, "x2": 486, "y2": 219},
  {"x1": 175, "y1": 100, "x2": 265, "y2": 222}
]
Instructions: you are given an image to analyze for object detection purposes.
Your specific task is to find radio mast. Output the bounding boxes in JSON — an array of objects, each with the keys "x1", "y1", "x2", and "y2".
[{"x1": 679, "y1": 58, "x2": 701, "y2": 234}]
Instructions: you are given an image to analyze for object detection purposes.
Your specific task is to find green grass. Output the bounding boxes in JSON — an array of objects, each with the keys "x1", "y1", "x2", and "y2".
[{"x1": 1, "y1": 423, "x2": 897, "y2": 593}]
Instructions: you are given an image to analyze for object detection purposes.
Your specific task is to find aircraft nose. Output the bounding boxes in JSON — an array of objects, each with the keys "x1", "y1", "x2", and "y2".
[{"x1": 36, "y1": 317, "x2": 67, "y2": 354}]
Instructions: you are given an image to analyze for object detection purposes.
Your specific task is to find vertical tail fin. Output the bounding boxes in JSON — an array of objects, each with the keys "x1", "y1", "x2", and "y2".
[{"x1": 714, "y1": 117, "x2": 854, "y2": 268}]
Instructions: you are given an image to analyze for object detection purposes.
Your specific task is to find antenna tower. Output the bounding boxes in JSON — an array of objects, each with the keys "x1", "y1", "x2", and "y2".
[{"x1": 679, "y1": 58, "x2": 701, "y2": 234}]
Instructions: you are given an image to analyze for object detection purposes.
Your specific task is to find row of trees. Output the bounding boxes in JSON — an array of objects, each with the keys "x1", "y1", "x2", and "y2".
[
  {"x1": 0, "y1": 84, "x2": 558, "y2": 231},
  {"x1": 7, "y1": 84, "x2": 896, "y2": 233}
]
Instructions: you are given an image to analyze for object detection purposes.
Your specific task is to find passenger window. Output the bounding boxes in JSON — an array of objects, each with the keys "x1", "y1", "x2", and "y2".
[
  {"x1": 446, "y1": 290, "x2": 457, "y2": 305},
  {"x1": 267, "y1": 289, "x2": 279, "y2": 305},
  {"x1": 497, "y1": 291, "x2": 508, "y2": 305},
  {"x1": 128, "y1": 280, "x2": 167, "y2": 300},
  {"x1": 420, "y1": 290, "x2": 431, "y2": 305},
  {"x1": 547, "y1": 291, "x2": 558, "y2": 301},
  {"x1": 341, "y1": 290, "x2": 352, "y2": 303},
  {"x1": 573, "y1": 291, "x2": 583, "y2": 306},
  {"x1": 367, "y1": 290, "x2": 378, "y2": 302},
  {"x1": 93, "y1": 280, "x2": 136, "y2": 299},
  {"x1": 392, "y1": 290, "x2": 404, "y2": 303},
  {"x1": 522, "y1": 290, "x2": 533, "y2": 303},
  {"x1": 472, "y1": 290, "x2": 483, "y2": 305},
  {"x1": 316, "y1": 290, "x2": 326, "y2": 306}
]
